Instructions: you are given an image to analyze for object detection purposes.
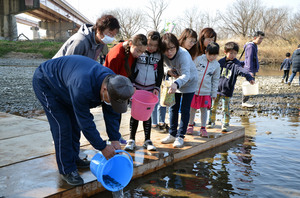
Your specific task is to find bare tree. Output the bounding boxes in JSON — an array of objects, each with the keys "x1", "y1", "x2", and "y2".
[
  {"x1": 217, "y1": 0, "x2": 263, "y2": 37},
  {"x1": 145, "y1": 0, "x2": 169, "y2": 31},
  {"x1": 258, "y1": 7, "x2": 289, "y2": 40},
  {"x1": 178, "y1": 8, "x2": 204, "y2": 34},
  {"x1": 285, "y1": 11, "x2": 300, "y2": 42},
  {"x1": 174, "y1": 8, "x2": 218, "y2": 36},
  {"x1": 108, "y1": 8, "x2": 145, "y2": 40}
]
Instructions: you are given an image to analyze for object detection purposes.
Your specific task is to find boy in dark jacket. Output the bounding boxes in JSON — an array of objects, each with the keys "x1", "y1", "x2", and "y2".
[
  {"x1": 280, "y1": 52, "x2": 292, "y2": 83},
  {"x1": 207, "y1": 42, "x2": 255, "y2": 132}
]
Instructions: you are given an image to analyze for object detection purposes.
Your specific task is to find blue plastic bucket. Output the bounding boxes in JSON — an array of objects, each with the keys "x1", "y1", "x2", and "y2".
[{"x1": 90, "y1": 150, "x2": 133, "y2": 192}]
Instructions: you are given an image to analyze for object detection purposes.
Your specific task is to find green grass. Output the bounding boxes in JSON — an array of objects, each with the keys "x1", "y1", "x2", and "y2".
[{"x1": 0, "y1": 40, "x2": 63, "y2": 59}]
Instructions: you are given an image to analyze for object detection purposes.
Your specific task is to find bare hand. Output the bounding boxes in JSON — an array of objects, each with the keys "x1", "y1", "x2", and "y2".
[
  {"x1": 153, "y1": 89, "x2": 159, "y2": 96},
  {"x1": 111, "y1": 141, "x2": 121, "y2": 150},
  {"x1": 250, "y1": 72, "x2": 254, "y2": 77},
  {"x1": 101, "y1": 145, "x2": 116, "y2": 160},
  {"x1": 249, "y1": 80, "x2": 255, "y2": 85},
  {"x1": 212, "y1": 97, "x2": 216, "y2": 100},
  {"x1": 168, "y1": 83, "x2": 177, "y2": 94}
]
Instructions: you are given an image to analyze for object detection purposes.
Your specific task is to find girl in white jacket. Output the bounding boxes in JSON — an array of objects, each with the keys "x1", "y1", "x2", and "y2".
[{"x1": 187, "y1": 43, "x2": 220, "y2": 137}]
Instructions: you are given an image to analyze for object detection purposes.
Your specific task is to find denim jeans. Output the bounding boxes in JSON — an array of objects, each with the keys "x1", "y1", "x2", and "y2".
[
  {"x1": 169, "y1": 92, "x2": 194, "y2": 138},
  {"x1": 151, "y1": 94, "x2": 167, "y2": 125},
  {"x1": 288, "y1": 72, "x2": 300, "y2": 84}
]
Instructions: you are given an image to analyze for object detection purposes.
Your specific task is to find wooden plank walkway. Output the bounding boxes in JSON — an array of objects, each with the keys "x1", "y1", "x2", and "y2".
[{"x1": 0, "y1": 109, "x2": 244, "y2": 197}]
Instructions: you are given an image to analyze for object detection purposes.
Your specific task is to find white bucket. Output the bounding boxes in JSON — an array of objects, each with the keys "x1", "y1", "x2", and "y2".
[{"x1": 242, "y1": 81, "x2": 259, "y2": 96}]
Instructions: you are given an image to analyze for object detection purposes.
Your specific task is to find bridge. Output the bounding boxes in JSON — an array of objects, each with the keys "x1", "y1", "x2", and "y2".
[{"x1": 0, "y1": 0, "x2": 93, "y2": 40}]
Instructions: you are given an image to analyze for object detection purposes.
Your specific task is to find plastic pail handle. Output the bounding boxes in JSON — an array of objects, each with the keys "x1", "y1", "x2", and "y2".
[{"x1": 115, "y1": 150, "x2": 133, "y2": 163}]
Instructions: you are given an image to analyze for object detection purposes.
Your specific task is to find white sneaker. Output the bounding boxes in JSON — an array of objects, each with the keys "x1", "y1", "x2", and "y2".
[
  {"x1": 124, "y1": 139, "x2": 136, "y2": 151},
  {"x1": 143, "y1": 140, "x2": 156, "y2": 151},
  {"x1": 173, "y1": 137, "x2": 184, "y2": 148},
  {"x1": 161, "y1": 134, "x2": 176, "y2": 144},
  {"x1": 242, "y1": 102, "x2": 254, "y2": 108},
  {"x1": 206, "y1": 122, "x2": 215, "y2": 129}
]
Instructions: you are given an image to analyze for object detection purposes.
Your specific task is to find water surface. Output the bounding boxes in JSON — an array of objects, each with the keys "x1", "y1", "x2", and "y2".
[{"x1": 95, "y1": 115, "x2": 300, "y2": 198}]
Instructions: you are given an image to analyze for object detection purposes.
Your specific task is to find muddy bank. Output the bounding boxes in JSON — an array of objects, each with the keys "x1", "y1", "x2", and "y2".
[{"x1": 0, "y1": 64, "x2": 299, "y2": 118}]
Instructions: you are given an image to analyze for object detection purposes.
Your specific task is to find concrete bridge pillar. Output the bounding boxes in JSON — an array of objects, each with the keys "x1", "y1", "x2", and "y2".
[
  {"x1": 0, "y1": 0, "x2": 39, "y2": 40},
  {"x1": 30, "y1": 26, "x2": 40, "y2": 39},
  {"x1": 39, "y1": 21, "x2": 76, "y2": 41},
  {"x1": 0, "y1": 14, "x2": 18, "y2": 40}
]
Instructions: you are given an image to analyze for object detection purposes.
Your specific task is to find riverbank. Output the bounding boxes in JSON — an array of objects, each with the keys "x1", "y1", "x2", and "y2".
[{"x1": 0, "y1": 54, "x2": 299, "y2": 118}]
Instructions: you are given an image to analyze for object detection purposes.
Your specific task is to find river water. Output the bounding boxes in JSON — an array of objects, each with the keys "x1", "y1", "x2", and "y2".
[
  {"x1": 94, "y1": 66, "x2": 300, "y2": 198},
  {"x1": 96, "y1": 114, "x2": 300, "y2": 198}
]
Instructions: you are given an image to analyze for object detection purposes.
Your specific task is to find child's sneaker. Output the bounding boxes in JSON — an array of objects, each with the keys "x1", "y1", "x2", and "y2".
[
  {"x1": 173, "y1": 137, "x2": 184, "y2": 148},
  {"x1": 124, "y1": 139, "x2": 136, "y2": 151},
  {"x1": 200, "y1": 128, "x2": 208, "y2": 137},
  {"x1": 161, "y1": 134, "x2": 176, "y2": 144},
  {"x1": 119, "y1": 136, "x2": 127, "y2": 145},
  {"x1": 222, "y1": 124, "x2": 229, "y2": 132},
  {"x1": 206, "y1": 122, "x2": 215, "y2": 129},
  {"x1": 143, "y1": 140, "x2": 156, "y2": 151},
  {"x1": 186, "y1": 125, "x2": 194, "y2": 135}
]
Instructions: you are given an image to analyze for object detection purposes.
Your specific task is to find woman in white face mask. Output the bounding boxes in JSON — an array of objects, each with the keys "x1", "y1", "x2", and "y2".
[
  {"x1": 52, "y1": 14, "x2": 121, "y2": 159},
  {"x1": 53, "y1": 14, "x2": 120, "y2": 61}
]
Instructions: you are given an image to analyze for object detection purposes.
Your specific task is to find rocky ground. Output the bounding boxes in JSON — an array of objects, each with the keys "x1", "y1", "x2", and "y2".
[{"x1": 0, "y1": 52, "x2": 299, "y2": 118}]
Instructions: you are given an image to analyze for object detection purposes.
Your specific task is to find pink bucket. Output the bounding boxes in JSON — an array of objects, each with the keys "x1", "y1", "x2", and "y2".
[{"x1": 131, "y1": 90, "x2": 158, "y2": 121}]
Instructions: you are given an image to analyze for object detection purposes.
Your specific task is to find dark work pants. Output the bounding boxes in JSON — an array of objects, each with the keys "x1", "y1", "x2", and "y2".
[{"x1": 32, "y1": 68, "x2": 80, "y2": 175}]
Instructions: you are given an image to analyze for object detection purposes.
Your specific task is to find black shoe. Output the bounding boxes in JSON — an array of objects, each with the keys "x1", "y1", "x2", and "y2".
[
  {"x1": 76, "y1": 158, "x2": 90, "y2": 169},
  {"x1": 61, "y1": 170, "x2": 84, "y2": 186},
  {"x1": 159, "y1": 123, "x2": 169, "y2": 133}
]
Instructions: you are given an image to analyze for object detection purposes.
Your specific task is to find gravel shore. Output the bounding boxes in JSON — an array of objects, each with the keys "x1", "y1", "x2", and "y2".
[{"x1": 0, "y1": 54, "x2": 299, "y2": 118}]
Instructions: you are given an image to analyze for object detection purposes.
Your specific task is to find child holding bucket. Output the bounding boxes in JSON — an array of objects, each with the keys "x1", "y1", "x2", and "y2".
[
  {"x1": 125, "y1": 31, "x2": 164, "y2": 151},
  {"x1": 104, "y1": 34, "x2": 148, "y2": 144},
  {"x1": 207, "y1": 42, "x2": 255, "y2": 132},
  {"x1": 187, "y1": 42, "x2": 220, "y2": 137}
]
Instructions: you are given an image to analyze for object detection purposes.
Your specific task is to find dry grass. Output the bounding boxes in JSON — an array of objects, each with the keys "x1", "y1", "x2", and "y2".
[{"x1": 217, "y1": 37, "x2": 299, "y2": 64}]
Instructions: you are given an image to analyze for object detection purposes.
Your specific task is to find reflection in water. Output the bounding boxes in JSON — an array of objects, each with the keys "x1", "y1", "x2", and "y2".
[{"x1": 94, "y1": 115, "x2": 300, "y2": 198}]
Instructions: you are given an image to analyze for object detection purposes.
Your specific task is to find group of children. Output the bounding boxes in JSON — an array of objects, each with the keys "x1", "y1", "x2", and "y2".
[{"x1": 103, "y1": 28, "x2": 255, "y2": 151}]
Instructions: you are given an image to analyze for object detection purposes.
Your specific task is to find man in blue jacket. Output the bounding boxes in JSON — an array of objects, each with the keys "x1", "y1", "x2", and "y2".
[
  {"x1": 241, "y1": 31, "x2": 264, "y2": 108},
  {"x1": 32, "y1": 55, "x2": 134, "y2": 185}
]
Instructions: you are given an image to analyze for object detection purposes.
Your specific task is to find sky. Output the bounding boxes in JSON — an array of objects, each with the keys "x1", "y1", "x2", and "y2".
[
  {"x1": 65, "y1": 0, "x2": 299, "y2": 22},
  {"x1": 16, "y1": 0, "x2": 300, "y2": 39}
]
